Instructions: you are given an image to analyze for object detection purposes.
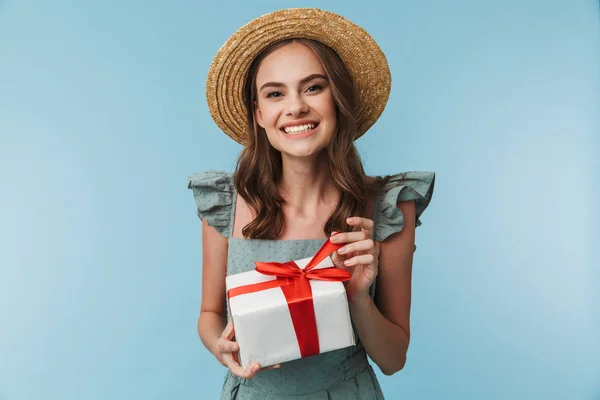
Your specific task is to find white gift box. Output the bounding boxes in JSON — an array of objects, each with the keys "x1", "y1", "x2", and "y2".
[{"x1": 225, "y1": 254, "x2": 355, "y2": 369}]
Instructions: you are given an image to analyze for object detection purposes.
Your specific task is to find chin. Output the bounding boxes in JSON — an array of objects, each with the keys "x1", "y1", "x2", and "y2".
[
  {"x1": 282, "y1": 146, "x2": 328, "y2": 159},
  {"x1": 269, "y1": 133, "x2": 332, "y2": 159}
]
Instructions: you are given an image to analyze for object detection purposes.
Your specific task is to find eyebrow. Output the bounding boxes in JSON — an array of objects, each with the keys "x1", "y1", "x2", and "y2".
[{"x1": 259, "y1": 74, "x2": 329, "y2": 92}]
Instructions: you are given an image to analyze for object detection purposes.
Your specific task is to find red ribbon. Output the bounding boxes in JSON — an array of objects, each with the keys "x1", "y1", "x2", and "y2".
[{"x1": 227, "y1": 239, "x2": 351, "y2": 358}]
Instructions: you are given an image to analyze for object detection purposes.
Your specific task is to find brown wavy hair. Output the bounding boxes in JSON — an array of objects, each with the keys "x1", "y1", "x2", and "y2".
[{"x1": 234, "y1": 38, "x2": 387, "y2": 239}]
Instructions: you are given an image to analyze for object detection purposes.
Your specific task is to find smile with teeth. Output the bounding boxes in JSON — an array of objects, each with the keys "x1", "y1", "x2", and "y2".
[{"x1": 282, "y1": 123, "x2": 318, "y2": 134}]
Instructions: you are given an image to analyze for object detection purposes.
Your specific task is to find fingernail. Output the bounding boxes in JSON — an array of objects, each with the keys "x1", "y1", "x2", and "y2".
[
  {"x1": 344, "y1": 259, "x2": 352, "y2": 266},
  {"x1": 338, "y1": 246, "x2": 347, "y2": 254},
  {"x1": 252, "y1": 364, "x2": 260, "y2": 373}
]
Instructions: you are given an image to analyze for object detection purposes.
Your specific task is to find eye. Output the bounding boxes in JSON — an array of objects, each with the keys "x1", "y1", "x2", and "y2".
[
  {"x1": 266, "y1": 91, "x2": 282, "y2": 98},
  {"x1": 306, "y1": 84, "x2": 323, "y2": 93}
]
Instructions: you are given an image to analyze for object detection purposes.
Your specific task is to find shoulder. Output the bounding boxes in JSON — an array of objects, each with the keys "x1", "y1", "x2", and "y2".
[
  {"x1": 187, "y1": 170, "x2": 235, "y2": 237},
  {"x1": 369, "y1": 171, "x2": 435, "y2": 243},
  {"x1": 188, "y1": 170, "x2": 234, "y2": 190}
]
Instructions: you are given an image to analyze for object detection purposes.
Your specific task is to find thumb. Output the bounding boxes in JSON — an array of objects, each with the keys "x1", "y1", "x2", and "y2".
[
  {"x1": 330, "y1": 250, "x2": 348, "y2": 270},
  {"x1": 331, "y1": 248, "x2": 343, "y2": 264},
  {"x1": 329, "y1": 232, "x2": 346, "y2": 268}
]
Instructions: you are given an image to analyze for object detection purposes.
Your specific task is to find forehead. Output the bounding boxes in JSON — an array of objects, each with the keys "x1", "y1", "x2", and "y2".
[{"x1": 256, "y1": 42, "x2": 326, "y2": 85}]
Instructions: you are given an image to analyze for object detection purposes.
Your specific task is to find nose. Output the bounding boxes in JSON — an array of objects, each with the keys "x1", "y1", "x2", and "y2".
[{"x1": 286, "y1": 93, "x2": 309, "y2": 117}]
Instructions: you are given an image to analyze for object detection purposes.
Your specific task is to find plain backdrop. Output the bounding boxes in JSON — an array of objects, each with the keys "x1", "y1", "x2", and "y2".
[{"x1": 1, "y1": 1, "x2": 599, "y2": 399}]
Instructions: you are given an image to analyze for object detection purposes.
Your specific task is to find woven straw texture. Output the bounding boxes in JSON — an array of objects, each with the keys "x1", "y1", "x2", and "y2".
[{"x1": 206, "y1": 8, "x2": 391, "y2": 145}]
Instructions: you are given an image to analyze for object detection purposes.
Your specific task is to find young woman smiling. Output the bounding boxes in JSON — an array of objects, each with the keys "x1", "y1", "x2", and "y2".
[{"x1": 188, "y1": 8, "x2": 435, "y2": 399}]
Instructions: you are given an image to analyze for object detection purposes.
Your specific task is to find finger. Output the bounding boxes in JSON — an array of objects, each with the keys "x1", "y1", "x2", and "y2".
[
  {"x1": 346, "y1": 217, "x2": 374, "y2": 237},
  {"x1": 223, "y1": 320, "x2": 235, "y2": 341},
  {"x1": 244, "y1": 363, "x2": 262, "y2": 379},
  {"x1": 337, "y1": 239, "x2": 375, "y2": 255},
  {"x1": 330, "y1": 230, "x2": 368, "y2": 244},
  {"x1": 331, "y1": 250, "x2": 353, "y2": 283},
  {"x1": 262, "y1": 364, "x2": 281, "y2": 371},
  {"x1": 331, "y1": 248, "x2": 345, "y2": 264},
  {"x1": 222, "y1": 353, "x2": 249, "y2": 378},
  {"x1": 344, "y1": 253, "x2": 376, "y2": 267},
  {"x1": 217, "y1": 338, "x2": 239, "y2": 354},
  {"x1": 374, "y1": 240, "x2": 381, "y2": 256},
  {"x1": 224, "y1": 355, "x2": 261, "y2": 379}
]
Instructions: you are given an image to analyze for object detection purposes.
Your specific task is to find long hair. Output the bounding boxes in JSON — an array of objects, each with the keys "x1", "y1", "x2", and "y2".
[{"x1": 234, "y1": 38, "x2": 387, "y2": 239}]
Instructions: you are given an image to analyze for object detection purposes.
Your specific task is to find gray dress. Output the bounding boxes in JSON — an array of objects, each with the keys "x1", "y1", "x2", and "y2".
[{"x1": 188, "y1": 170, "x2": 435, "y2": 399}]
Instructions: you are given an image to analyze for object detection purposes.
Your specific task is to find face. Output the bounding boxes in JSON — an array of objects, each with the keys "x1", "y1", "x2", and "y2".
[{"x1": 254, "y1": 42, "x2": 337, "y2": 159}]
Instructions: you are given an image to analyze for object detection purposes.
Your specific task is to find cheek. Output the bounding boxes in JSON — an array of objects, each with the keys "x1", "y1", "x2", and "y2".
[
  {"x1": 258, "y1": 105, "x2": 282, "y2": 145},
  {"x1": 315, "y1": 94, "x2": 336, "y2": 120},
  {"x1": 256, "y1": 103, "x2": 279, "y2": 127}
]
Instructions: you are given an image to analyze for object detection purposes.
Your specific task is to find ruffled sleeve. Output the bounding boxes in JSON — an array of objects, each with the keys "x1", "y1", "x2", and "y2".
[
  {"x1": 373, "y1": 171, "x2": 435, "y2": 244},
  {"x1": 187, "y1": 170, "x2": 235, "y2": 237}
]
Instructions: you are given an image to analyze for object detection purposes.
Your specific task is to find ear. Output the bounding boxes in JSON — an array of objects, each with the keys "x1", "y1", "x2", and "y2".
[{"x1": 254, "y1": 101, "x2": 265, "y2": 128}]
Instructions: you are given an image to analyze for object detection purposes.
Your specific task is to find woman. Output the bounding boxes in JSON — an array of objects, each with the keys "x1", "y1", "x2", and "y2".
[{"x1": 188, "y1": 8, "x2": 435, "y2": 399}]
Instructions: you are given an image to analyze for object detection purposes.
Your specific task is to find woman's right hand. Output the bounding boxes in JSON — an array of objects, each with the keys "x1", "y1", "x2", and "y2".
[{"x1": 216, "y1": 319, "x2": 280, "y2": 379}]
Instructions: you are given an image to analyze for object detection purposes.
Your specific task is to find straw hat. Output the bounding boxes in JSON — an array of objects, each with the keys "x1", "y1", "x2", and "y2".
[{"x1": 206, "y1": 8, "x2": 391, "y2": 145}]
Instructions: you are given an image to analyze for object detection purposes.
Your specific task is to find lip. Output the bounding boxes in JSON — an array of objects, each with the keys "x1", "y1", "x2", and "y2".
[
  {"x1": 280, "y1": 124, "x2": 318, "y2": 140},
  {"x1": 279, "y1": 120, "x2": 320, "y2": 140},
  {"x1": 279, "y1": 119, "x2": 319, "y2": 129}
]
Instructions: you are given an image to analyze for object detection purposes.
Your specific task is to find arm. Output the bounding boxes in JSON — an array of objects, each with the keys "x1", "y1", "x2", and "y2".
[
  {"x1": 332, "y1": 200, "x2": 416, "y2": 375},
  {"x1": 197, "y1": 218, "x2": 229, "y2": 363},
  {"x1": 351, "y1": 200, "x2": 415, "y2": 375},
  {"x1": 197, "y1": 219, "x2": 271, "y2": 377}
]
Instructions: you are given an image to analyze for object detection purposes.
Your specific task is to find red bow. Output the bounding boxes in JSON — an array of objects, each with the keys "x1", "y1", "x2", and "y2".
[{"x1": 227, "y1": 239, "x2": 351, "y2": 358}]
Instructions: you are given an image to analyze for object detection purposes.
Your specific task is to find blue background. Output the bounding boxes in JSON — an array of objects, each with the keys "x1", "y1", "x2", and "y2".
[{"x1": 1, "y1": 1, "x2": 598, "y2": 399}]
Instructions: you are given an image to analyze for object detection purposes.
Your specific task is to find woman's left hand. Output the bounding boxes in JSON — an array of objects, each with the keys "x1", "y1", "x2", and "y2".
[{"x1": 330, "y1": 216, "x2": 380, "y2": 304}]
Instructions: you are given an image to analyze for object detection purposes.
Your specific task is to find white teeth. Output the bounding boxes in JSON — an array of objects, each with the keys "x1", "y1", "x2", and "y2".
[{"x1": 283, "y1": 123, "x2": 316, "y2": 134}]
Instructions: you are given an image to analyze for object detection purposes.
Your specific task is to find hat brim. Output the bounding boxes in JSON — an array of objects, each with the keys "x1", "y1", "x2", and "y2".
[{"x1": 206, "y1": 8, "x2": 391, "y2": 145}]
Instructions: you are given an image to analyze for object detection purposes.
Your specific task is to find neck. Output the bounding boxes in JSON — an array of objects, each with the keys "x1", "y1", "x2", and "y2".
[{"x1": 278, "y1": 151, "x2": 338, "y2": 215}]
